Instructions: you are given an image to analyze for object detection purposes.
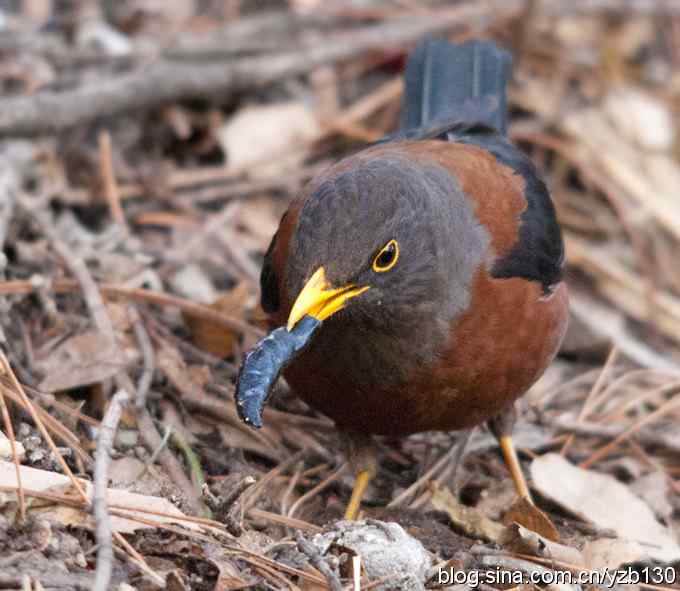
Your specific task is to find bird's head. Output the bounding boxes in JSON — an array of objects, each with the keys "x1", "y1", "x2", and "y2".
[{"x1": 279, "y1": 149, "x2": 491, "y2": 354}]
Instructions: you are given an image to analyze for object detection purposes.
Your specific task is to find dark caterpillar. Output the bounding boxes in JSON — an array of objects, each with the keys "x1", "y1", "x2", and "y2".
[{"x1": 235, "y1": 315, "x2": 320, "y2": 428}]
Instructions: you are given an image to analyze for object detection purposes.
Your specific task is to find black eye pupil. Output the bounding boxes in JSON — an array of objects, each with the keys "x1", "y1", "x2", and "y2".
[{"x1": 377, "y1": 245, "x2": 395, "y2": 267}]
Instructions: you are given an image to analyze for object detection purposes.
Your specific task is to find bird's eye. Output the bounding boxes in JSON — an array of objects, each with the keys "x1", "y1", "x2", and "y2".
[{"x1": 372, "y1": 239, "x2": 399, "y2": 273}]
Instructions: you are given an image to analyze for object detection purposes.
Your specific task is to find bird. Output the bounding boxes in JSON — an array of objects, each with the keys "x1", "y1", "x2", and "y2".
[{"x1": 254, "y1": 38, "x2": 569, "y2": 520}]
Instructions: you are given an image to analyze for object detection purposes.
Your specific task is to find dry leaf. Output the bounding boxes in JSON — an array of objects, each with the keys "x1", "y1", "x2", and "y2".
[
  {"x1": 184, "y1": 283, "x2": 250, "y2": 358},
  {"x1": 217, "y1": 102, "x2": 320, "y2": 178},
  {"x1": 0, "y1": 460, "x2": 199, "y2": 534},
  {"x1": 299, "y1": 564, "x2": 329, "y2": 591},
  {"x1": 204, "y1": 544, "x2": 253, "y2": 590},
  {"x1": 429, "y1": 482, "x2": 507, "y2": 544},
  {"x1": 582, "y1": 538, "x2": 649, "y2": 570},
  {"x1": 502, "y1": 496, "x2": 560, "y2": 542},
  {"x1": 501, "y1": 522, "x2": 584, "y2": 566},
  {"x1": 37, "y1": 331, "x2": 125, "y2": 392},
  {"x1": 109, "y1": 456, "x2": 146, "y2": 486},
  {"x1": 630, "y1": 472, "x2": 673, "y2": 524},
  {"x1": 531, "y1": 454, "x2": 680, "y2": 562}
]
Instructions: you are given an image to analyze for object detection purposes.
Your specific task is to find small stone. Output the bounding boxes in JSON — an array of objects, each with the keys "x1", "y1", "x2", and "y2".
[
  {"x1": 109, "y1": 457, "x2": 145, "y2": 486},
  {"x1": 74, "y1": 552, "x2": 87, "y2": 568},
  {"x1": 169, "y1": 265, "x2": 218, "y2": 305},
  {"x1": 23, "y1": 435, "x2": 42, "y2": 452},
  {"x1": 18, "y1": 423, "x2": 33, "y2": 438},
  {"x1": 28, "y1": 449, "x2": 46, "y2": 464},
  {"x1": 115, "y1": 428, "x2": 139, "y2": 450},
  {"x1": 314, "y1": 520, "x2": 431, "y2": 591},
  {"x1": 0, "y1": 431, "x2": 26, "y2": 462}
]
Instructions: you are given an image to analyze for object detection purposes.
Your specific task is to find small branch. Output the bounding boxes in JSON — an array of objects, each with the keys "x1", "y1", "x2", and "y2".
[
  {"x1": 580, "y1": 387, "x2": 680, "y2": 468},
  {"x1": 98, "y1": 130, "x2": 128, "y2": 232},
  {"x1": 20, "y1": 204, "x2": 115, "y2": 340},
  {"x1": 136, "y1": 407, "x2": 204, "y2": 514},
  {"x1": 128, "y1": 306, "x2": 154, "y2": 410},
  {"x1": 0, "y1": 4, "x2": 517, "y2": 136},
  {"x1": 388, "y1": 442, "x2": 458, "y2": 507},
  {"x1": 0, "y1": 278, "x2": 263, "y2": 338},
  {"x1": 287, "y1": 463, "x2": 347, "y2": 518},
  {"x1": 560, "y1": 346, "x2": 618, "y2": 457},
  {"x1": 203, "y1": 476, "x2": 256, "y2": 536},
  {"x1": 112, "y1": 531, "x2": 165, "y2": 588},
  {"x1": 549, "y1": 416, "x2": 680, "y2": 455},
  {"x1": 295, "y1": 531, "x2": 343, "y2": 591},
  {"x1": 0, "y1": 352, "x2": 88, "y2": 502},
  {"x1": 93, "y1": 390, "x2": 130, "y2": 591}
]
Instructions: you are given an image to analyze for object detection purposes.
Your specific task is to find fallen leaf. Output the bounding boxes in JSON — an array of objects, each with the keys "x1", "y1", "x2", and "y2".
[
  {"x1": 299, "y1": 564, "x2": 329, "y2": 591},
  {"x1": 502, "y1": 496, "x2": 560, "y2": 542},
  {"x1": 430, "y1": 482, "x2": 507, "y2": 544},
  {"x1": 531, "y1": 454, "x2": 680, "y2": 562},
  {"x1": 184, "y1": 283, "x2": 251, "y2": 358},
  {"x1": 217, "y1": 102, "x2": 320, "y2": 178},
  {"x1": 37, "y1": 331, "x2": 125, "y2": 392},
  {"x1": 582, "y1": 538, "x2": 649, "y2": 570},
  {"x1": 501, "y1": 522, "x2": 584, "y2": 566},
  {"x1": 0, "y1": 460, "x2": 200, "y2": 534},
  {"x1": 109, "y1": 456, "x2": 146, "y2": 486},
  {"x1": 630, "y1": 471, "x2": 673, "y2": 524},
  {"x1": 203, "y1": 544, "x2": 253, "y2": 590}
]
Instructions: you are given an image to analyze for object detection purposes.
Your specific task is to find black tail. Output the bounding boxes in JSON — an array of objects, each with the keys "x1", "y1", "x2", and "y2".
[{"x1": 400, "y1": 39, "x2": 512, "y2": 136}]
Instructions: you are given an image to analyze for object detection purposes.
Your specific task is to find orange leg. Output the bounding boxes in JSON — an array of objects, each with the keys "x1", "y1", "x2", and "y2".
[
  {"x1": 489, "y1": 406, "x2": 533, "y2": 502},
  {"x1": 340, "y1": 430, "x2": 377, "y2": 520},
  {"x1": 344, "y1": 470, "x2": 372, "y2": 520}
]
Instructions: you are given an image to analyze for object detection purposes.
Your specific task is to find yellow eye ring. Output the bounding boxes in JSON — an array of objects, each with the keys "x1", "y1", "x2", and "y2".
[{"x1": 372, "y1": 239, "x2": 399, "y2": 273}]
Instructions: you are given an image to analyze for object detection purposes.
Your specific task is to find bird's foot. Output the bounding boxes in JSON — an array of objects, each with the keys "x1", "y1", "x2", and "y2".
[
  {"x1": 340, "y1": 430, "x2": 378, "y2": 520},
  {"x1": 344, "y1": 469, "x2": 372, "y2": 520}
]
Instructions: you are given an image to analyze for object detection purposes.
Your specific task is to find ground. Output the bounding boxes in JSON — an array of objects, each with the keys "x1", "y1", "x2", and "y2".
[{"x1": 0, "y1": 0, "x2": 679, "y2": 589}]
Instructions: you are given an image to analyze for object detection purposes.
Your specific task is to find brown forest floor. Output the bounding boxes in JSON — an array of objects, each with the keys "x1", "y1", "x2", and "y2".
[{"x1": 0, "y1": 1, "x2": 680, "y2": 590}]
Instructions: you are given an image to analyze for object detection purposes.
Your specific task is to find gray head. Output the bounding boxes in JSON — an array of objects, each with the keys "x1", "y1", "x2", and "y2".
[{"x1": 280, "y1": 149, "x2": 490, "y2": 385}]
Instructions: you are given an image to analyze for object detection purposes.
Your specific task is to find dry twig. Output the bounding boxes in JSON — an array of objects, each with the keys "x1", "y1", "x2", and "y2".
[
  {"x1": 93, "y1": 389, "x2": 130, "y2": 591},
  {"x1": 0, "y1": 5, "x2": 520, "y2": 136},
  {"x1": 295, "y1": 530, "x2": 343, "y2": 591},
  {"x1": 128, "y1": 306, "x2": 154, "y2": 410}
]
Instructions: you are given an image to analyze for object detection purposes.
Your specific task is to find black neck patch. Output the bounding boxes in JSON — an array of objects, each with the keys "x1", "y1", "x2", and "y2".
[{"x1": 451, "y1": 126, "x2": 564, "y2": 294}]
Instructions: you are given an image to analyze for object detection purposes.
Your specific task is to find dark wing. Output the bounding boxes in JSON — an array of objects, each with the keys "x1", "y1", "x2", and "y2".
[
  {"x1": 397, "y1": 39, "x2": 562, "y2": 294},
  {"x1": 455, "y1": 130, "x2": 564, "y2": 294}
]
